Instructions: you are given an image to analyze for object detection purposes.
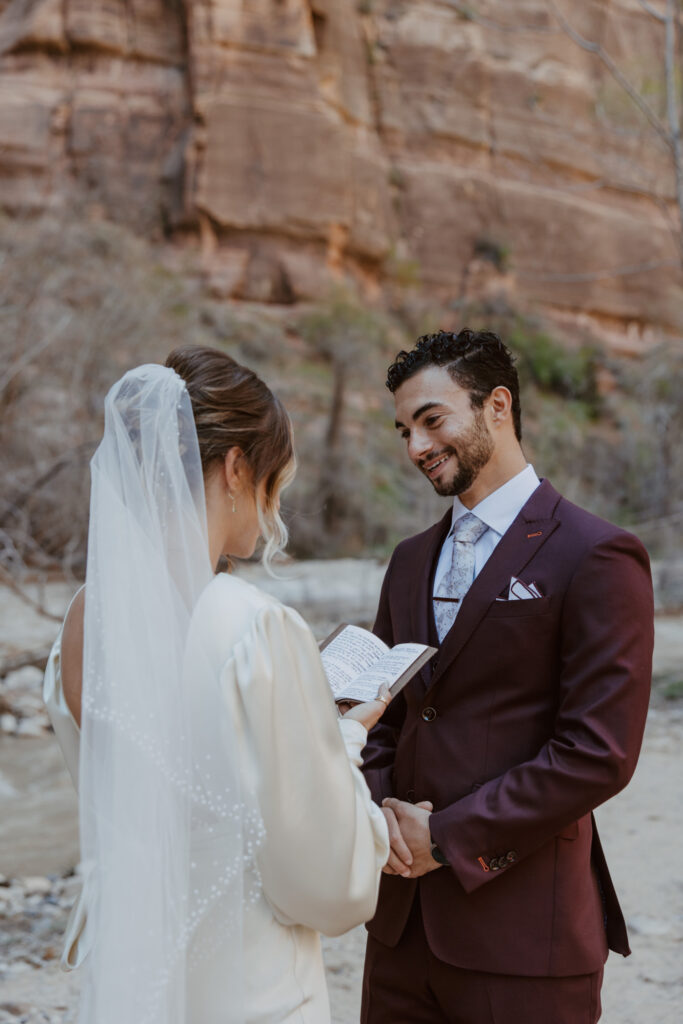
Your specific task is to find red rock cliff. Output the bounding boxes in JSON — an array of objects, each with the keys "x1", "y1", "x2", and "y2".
[{"x1": 1, "y1": 0, "x2": 680, "y2": 340}]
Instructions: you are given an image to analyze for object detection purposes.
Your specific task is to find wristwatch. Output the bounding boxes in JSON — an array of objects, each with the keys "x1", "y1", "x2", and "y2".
[{"x1": 430, "y1": 838, "x2": 449, "y2": 865}]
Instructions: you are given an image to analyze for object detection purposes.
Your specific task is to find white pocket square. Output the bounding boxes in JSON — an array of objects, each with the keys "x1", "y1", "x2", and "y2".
[{"x1": 507, "y1": 576, "x2": 543, "y2": 600}]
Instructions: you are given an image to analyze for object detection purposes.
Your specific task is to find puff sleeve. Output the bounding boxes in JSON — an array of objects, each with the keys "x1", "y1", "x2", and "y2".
[{"x1": 229, "y1": 602, "x2": 389, "y2": 936}]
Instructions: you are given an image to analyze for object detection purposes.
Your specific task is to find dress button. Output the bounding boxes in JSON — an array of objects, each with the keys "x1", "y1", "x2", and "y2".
[
  {"x1": 421, "y1": 706, "x2": 437, "y2": 722},
  {"x1": 506, "y1": 850, "x2": 518, "y2": 864}
]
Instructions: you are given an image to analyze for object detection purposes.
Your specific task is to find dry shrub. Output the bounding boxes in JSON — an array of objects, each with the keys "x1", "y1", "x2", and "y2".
[
  {"x1": 2, "y1": 216, "x2": 679, "y2": 582},
  {"x1": 0, "y1": 220, "x2": 447, "y2": 576},
  {"x1": 0, "y1": 216, "x2": 224, "y2": 576}
]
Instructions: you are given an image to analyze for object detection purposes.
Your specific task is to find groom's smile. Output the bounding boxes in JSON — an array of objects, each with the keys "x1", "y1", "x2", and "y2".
[{"x1": 422, "y1": 449, "x2": 454, "y2": 478}]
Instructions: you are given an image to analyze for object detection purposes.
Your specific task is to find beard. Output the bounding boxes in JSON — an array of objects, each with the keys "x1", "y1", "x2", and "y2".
[{"x1": 423, "y1": 408, "x2": 494, "y2": 497}]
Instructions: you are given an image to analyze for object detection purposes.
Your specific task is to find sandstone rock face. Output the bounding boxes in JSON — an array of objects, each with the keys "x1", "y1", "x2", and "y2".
[
  {"x1": 0, "y1": 0, "x2": 681, "y2": 337},
  {"x1": 0, "y1": 0, "x2": 188, "y2": 230}
]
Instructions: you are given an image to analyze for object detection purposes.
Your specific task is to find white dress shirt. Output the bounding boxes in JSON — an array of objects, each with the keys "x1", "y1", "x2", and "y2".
[{"x1": 433, "y1": 464, "x2": 541, "y2": 596}]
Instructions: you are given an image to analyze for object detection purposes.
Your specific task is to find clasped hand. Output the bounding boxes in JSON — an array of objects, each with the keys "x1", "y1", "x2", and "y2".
[{"x1": 380, "y1": 797, "x2": 443, "y2": 879}]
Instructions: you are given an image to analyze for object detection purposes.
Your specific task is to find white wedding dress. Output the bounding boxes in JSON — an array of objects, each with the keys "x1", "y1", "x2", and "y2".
[{"x1": 44, "y1": 574, "x2": 389, "y2": 1023}]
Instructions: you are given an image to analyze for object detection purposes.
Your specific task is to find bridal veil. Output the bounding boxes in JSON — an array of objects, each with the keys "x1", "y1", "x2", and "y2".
[{"x1": 79, "y1": 365, "x2": 254, "y2": 1024}]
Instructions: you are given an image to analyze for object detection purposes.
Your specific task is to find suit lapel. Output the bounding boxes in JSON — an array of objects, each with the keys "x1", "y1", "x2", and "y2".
[{"x1": 427, "y1": 480, "x2": 562, "y2": 693}]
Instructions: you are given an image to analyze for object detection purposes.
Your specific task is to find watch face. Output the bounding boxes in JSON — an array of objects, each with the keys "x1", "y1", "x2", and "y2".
[{"x1": 431, "y1": 844, "x2": 449, "y2": 865}]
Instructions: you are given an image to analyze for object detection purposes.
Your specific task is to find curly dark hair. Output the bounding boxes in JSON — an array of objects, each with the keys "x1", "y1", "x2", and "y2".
[{"x1": 386, "y1": 328, "x2": 522, "y2": 441}]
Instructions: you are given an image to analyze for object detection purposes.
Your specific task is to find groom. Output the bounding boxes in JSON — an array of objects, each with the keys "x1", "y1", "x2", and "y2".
[{"x1": 361, "y1": 329, "x2": 654, "y2": 1023}]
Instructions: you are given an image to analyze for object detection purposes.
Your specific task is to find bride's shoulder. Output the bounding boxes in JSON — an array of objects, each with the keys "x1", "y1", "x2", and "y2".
[
  {"x1": 188, "y1": 575, "x2": 272, "y2": 664},
  {"x1": 201, "y1": 571, "x2": 278, "y2": 612},
  {"x1": 197, "y1": 572, "x2": 310, "y2": 643},
  {"x1": 190, "y1": 574, "x2": 313, "y2": 670}
]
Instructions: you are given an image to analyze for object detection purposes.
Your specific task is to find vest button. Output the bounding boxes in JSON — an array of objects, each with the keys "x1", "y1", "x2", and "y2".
[{"x1": 421, "y1": 706, "x2": 437, "y2": 722}]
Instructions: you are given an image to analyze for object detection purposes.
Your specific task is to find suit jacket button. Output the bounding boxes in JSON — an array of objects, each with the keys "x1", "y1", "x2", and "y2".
[
  {"x1": 421, "y1": 706, "x2": 437, "y2": 722},
  {"x1": 506, "y1": 850, "x2": 518, "y2": 864}
]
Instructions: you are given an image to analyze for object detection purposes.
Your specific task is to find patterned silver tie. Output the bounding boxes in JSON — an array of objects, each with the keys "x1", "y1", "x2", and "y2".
[{"x1": 434, "y1": 512, "x2": 488, "y2": 642}]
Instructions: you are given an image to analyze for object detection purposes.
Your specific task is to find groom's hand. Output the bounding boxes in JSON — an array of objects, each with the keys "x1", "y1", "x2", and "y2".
[
  {"x1": 382, "y1": 798, "x2": 442, "y2": 879},
  {"x1": 380, "y1": 804, "x2": 413, "y2": 877}
]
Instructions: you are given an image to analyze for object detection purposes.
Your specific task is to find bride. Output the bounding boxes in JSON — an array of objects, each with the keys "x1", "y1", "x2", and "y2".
[{"x1": 43, "y1": 345, "x2": 390, "y2": 1023}]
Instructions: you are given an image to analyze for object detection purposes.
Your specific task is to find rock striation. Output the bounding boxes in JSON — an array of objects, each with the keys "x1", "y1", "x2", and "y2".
[{"x1": 0, "y1": 0, "x2": 681, "y2": 339}]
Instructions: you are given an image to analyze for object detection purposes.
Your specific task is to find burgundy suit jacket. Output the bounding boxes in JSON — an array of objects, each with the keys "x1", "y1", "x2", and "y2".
[{"x1": 362, "y1": 480, "x2": 653, "y2": 977}]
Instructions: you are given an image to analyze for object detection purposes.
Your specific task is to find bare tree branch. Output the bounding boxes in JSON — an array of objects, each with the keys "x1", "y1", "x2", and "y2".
[
  {"x1": 625, "y1": 506, "x2": 683, "y2": 531},
  {"x1": 652, "y1": 193, "x2": 683, "y2": 254},
  {"x1": 0, "y1": 563, "x2": 62, "y2": 623},
  {"x1": 637, "y1": 0, "x2": 667, "y2": 23},
  {"x1": 0, "y1": 312, "x2": 72, "y2": 401},
  {"x1": 548, "y1": 1, "x2": 672, "y2": 150},
  {"x1": 664, "y1": 0, "x2": 683, "y2": 262},
  {"x1": 440, "y1": 1, "x2": 556, "y2": 33},
  {"x1": 0, "y1": 648, "x2": 51, "y2": 679},
  {"x1": 549, "y1": 0, "x2": 683, "y2": 269},
  {"x1": 555, "y1": 175, "x2": 681, "y2": 255},
  {"x1": 0, "y1": 442, "x2": 95, "y2": 528}
]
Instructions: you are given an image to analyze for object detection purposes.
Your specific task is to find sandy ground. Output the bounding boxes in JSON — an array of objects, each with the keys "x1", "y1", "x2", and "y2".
[{"x1": 1, "y1": 570, "x2": 682, "y2": 1023}]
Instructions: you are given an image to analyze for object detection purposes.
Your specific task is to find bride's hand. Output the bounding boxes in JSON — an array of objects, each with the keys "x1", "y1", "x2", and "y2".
[{"x1": 340, "y1": 685, "x2": 391, "y2": 731}]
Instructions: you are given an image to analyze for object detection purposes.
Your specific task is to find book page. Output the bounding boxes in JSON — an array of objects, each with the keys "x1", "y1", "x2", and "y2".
[
  {"x1": 351, "y1": 643, "x2": 428, "y2": 698},
  {"x1": 320, "y1": 625, "x2": 389, "y2": 701}
]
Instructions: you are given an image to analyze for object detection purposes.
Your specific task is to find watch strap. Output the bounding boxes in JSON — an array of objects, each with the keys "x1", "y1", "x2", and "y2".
[{"x1": 430, "y1": 841, "x2": 449, "y2": 865}]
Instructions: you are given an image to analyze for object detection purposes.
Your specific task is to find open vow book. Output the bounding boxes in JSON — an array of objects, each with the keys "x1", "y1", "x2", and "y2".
[{"x1": 320, "y1": 624, "x2": 437, "y2": 705}]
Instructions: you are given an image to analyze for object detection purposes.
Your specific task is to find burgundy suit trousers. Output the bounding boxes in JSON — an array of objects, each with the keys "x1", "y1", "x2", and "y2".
[{"x1": 361, "y1": 893, "x2": 603, "y2": 1024}]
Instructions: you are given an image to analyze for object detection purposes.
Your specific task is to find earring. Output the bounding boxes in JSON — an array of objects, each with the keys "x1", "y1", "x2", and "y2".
[{"x1": 228, "y1": 491, "x2": 237, "y2": 514}]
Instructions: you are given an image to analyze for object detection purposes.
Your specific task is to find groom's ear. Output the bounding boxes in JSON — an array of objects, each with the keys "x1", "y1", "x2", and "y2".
[{"x1": 486, "y1": 386, "x2": 513, "y2": 429}]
